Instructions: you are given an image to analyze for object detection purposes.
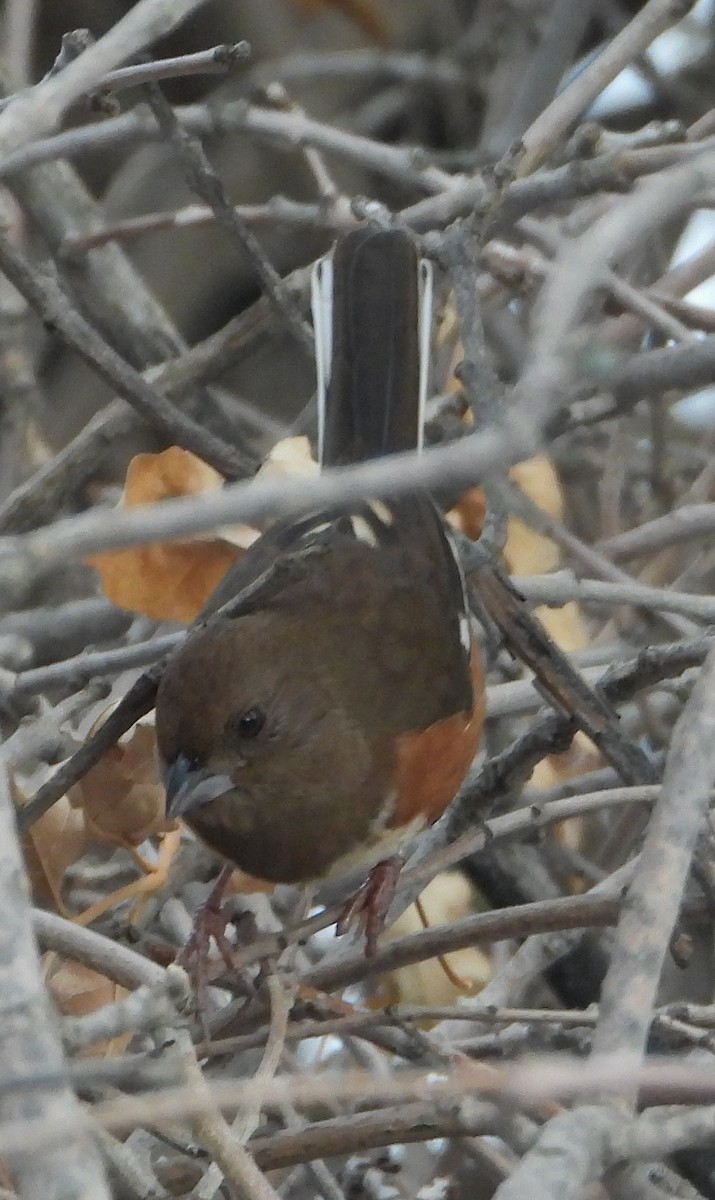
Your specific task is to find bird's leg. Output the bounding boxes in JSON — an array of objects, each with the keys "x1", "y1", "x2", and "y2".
[
  {"x1": 336, "y1": 855, "x2": 404, "y2": 956},
  {"x1": 177, "y1": 864, "x2": 236, "y2": 1014},
  {"x1": 72, "y1": 829, "x2": 183, "y2": 927}
]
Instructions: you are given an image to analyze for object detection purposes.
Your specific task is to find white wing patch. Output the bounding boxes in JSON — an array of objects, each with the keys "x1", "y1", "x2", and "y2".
[
  {"x1": 443, "y1": 519, "x2": 472, "y2": 657},
  {"x1": 350, "y1": 514, "x2": 381, "y2": 547},
  {"x1": 298, "y1": 520, "x2": 333, "y2": 539},
  {"x1": 368, "y1": 499, "x2": 394, "y2": 526},
  {"x1": 459, "y1": 612, "x2": 472, "y2": 654}
]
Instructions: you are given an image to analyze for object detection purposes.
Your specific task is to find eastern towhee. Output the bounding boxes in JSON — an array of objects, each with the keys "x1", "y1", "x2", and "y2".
[{"x1": 155, "y1": 228, "x2": 485, "y2": 954}]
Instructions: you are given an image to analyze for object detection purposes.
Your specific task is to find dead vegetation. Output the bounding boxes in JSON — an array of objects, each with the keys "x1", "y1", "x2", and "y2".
[{"x1": 4, "y1": 1, "x2": 715, "y2": 1198}]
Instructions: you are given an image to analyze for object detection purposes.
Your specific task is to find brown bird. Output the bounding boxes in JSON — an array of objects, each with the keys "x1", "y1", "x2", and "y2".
[{"x1": 155, "y1": 228, "x2": 485, "y2": 953}]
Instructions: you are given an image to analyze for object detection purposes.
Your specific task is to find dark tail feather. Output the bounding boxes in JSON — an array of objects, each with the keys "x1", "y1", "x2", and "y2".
[{"x1": 322, "y1": 229, "x2": 422, "y2": 466}]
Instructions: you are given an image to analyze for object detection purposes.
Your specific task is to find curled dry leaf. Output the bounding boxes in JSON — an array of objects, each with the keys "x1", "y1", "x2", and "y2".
[
  {"x1": 87, "y1": 446, "x2": 243, "y2": 622},
  {"x1": 67, "y1": 707, "x2": 173, "y2": 850},
  {"x1": 220, "y1": 435, "x2": 320, "y2": 549},
  {"x1": 505, "y1": 455, "x2": 590, "y2": 655},
  {"x1": 89, "y1": 438, "x2": 319, "y2": 623},
  {"x1": 13, "y1": 769, "x2": 90, "y2": 915},
  {"x1": 260, "y1": 432, "x2": 319, "y2": 476},
  {"x1": 47, "y1": 958, "x2": 130, "y2": 1057}
]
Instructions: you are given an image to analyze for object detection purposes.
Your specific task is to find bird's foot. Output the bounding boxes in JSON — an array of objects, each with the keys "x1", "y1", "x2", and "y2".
[
  {"x1": 177, "y1": 864, "x2": 236, "y2": 1026},
  {"x1": 336, "y1": 855, "x2": 404, "y2": 956}
]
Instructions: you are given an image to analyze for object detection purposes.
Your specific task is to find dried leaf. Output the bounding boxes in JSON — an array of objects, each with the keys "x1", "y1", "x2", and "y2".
[
  {"x1": 528, "y1": 737, "x2": 601, "y2": 794},
  {"x1": 88, "y1": 446, "x2": 243, "y2": 622},
  {"x1": 48, "y1": 959, "x2": 129, "y2": 1057},
  {"x1": 91, "y1": 538, "x2": 242, "y2": 623},
  {"x1": 68, "y1": 708, "x2": 172, "y2": 849},
  {"x1": 219, "y1": 436, "x2": 319, "y2": 547},
  {"x1": 14, "y1": 770, "x2": 90, "y2": 914},
  {"x1": 505, "y1": 454, "x2": 591, "y2": 654},
  {"x1": 89, "y1": 438, "x2": 319, "y2": 623},
  {"x1": 125, "y1": 444, "x2": 225, "y2": 504}
]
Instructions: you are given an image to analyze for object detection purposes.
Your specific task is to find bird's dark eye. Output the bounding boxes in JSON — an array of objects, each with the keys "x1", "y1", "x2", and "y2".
[{"x1": 235, "y1": 707, "x2": 265, "y2": 739}]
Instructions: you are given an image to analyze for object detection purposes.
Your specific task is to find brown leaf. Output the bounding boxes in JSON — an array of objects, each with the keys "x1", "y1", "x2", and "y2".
[
  {"x1": 505, "y1": 455, "x2": 591, "y2": 656},
  {"x1": 89, "y1": 438, "x2": 320, "y2": 623},
  {"x1": 88, "y1": 446, "x2": 243, "y2": 622},
  {"x1": 14, "y1": 771, "x2": 90, "y2": 915},
  {"x1": 48, "y1": 959, "x2": 130, "y2": 1057},
  {"x1": 68, "y1": 709, "x2": 172, "y2": 849},
  {"x1": 90, "y1": 538, "x2": 241, "y2": 623}
]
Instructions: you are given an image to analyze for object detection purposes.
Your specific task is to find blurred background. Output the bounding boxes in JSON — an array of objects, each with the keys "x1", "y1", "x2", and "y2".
[{"x1": 4, "y1": 0, "x2": 715, "y2": 488}]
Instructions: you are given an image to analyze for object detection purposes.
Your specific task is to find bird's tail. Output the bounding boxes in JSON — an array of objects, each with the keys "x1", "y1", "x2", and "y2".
[{"x1": 312, "y1": 228, "x2": 432, "y2": 467}]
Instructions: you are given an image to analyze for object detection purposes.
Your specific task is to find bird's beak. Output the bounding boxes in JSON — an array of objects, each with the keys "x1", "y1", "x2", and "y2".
[{"x1": 164, "y1": 753, "x2": 233, "y2": 819}]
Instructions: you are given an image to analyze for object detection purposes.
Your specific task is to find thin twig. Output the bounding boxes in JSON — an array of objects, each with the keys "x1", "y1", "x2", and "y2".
[
  {"x1": 144, "y1": 85, "x2": 314, "y2": 355},
  {"x1": 17, "y1": 660, "x2": 164, "y2": 831},
  {"x1": 0, "y1": 230, "x2": 244, "y2": 479},
  {"x1": 0, "y1": 256, "x2": 298, "y2": 533},
  {"x1": 0, "y1": 94, "x2": 458, "y2": 191},
  {"x1": 247, "y1": 1098, "x2": 502, "y2": 1172},
  {"x1": 59, "y1": 197, "x2": 350, "y2": 257},
  {"x1": 171, "y1": 1026, "x2": 282, "y2": 1200},
  {"x1": 193, "y1": 973, "x2": 293, "y2": 1199},
  {"x1": 592, "y1": 644, "x2": 715, "y2": 1099},
  {"x1": 599, "y1": 502, "x2": 715, "y2": 561},
  {"x1": 513, "y1": 570, "x2": 715, "y2": 623},
  {"x1": 8, "y1": 631, "x2": 180, "y2": 698},
  {"x1": 519, "y1": 0, "x2": 696, "y2": 172},
  {"x1": 34, "y1": 908, "x2": 168, "y2": 990},
  {"x1": 467, "y1": 558, "x2": 658, "y2": 785},
  {"x1": 100, "y1": 41, "x2": 250, "y2": 92},
  {"x1": 0, "y1": 0, "x2": 214, "y2": 161},
  {"x1": 0, "y1": 0, "x2": 37, "y2": 88},
  {"x1": 302, "y1": 894, "x2": 619, "y2": 996},
  {"x1": 0, "y1": 426, "x2": 537, "y2": 569},
  {"x1": 7, "y1": 1058, "x2": 715, "y2": 1164},
  {"x1": 0, "y1": 766, "x2": 112, "y2": 1198}
]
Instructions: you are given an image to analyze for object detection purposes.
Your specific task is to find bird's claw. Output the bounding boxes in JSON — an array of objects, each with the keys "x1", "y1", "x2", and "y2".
[{"x1": 336, "y1": 855, "x2": 404, "y2": 956}]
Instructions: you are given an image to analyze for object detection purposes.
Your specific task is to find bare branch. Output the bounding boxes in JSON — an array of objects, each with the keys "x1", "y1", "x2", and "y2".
[
  {"x1": 520, "y1": 0, "x2": 697, "y2": 171},
  {"x1": 0, "y1": 766, "x2": 111, "y2": 1199},
  {"x1": 0, "y1": 229, "x2": 244, "y2": 478},
  {"x1": 592, "y1": 645, "x2": 715, "y2": 1095},
  {"x1": 0, "y1": 0, "x2": 214, "y2": 161}
]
